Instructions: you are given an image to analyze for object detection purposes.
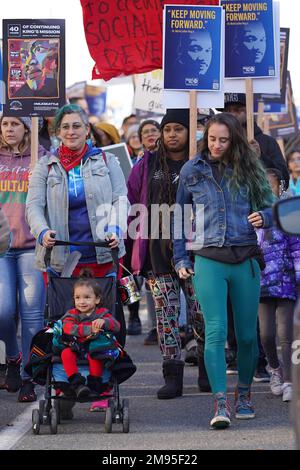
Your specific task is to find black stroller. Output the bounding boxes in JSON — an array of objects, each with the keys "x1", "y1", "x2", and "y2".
[{"x1": 25, "y1": 240, "x2": 136, "y2": 435}]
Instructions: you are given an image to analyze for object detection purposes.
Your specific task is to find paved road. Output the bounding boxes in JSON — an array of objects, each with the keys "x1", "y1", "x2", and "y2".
[{"x1": 0, "y1": 305, "x2": 296, "y2": 451}]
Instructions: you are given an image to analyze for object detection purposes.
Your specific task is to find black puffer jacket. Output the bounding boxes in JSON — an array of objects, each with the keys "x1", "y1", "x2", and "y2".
[{"x1": 253, "y1": 122, "x2": 289, "y2": 189}]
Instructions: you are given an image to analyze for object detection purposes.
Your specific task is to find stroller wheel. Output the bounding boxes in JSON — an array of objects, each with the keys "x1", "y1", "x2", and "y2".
[
  {"x1": 38, "y1": 400, "x2": 45, "y2": 424},
  {"x1": 122, "y1": 399, "x2": 129, "y2": 433},
  {"x1": 49, "y1": 409, "x2": 58, "y2": 434},
  {"x1": 54, "y1": 400, "x2": 61, "y2": 424},
  {"x1": 32, "y1": 409, "x2": 40, "y2": 435},
  {"x1": 104, "y1": 401, "x2": 114, "y2": 433}
]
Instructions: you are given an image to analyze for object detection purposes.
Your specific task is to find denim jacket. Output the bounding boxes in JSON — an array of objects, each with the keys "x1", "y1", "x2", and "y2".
[
  {"x1": 173, "y1": 154, "x2": 273, "y2": 272},
  {"x1": 26, "y1": 148, "x2": 129, "y2": 272}
]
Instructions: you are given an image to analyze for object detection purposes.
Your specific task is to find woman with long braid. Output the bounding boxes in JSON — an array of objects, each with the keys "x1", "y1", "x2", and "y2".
[{"x1": 127, "y1": 109, "x2": 209, "y2": 399}]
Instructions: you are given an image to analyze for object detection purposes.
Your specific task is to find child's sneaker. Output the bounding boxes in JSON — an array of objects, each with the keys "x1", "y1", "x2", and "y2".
[
  {"x1": 282, "y1": 383, "x2": 292, "y2": 402},
  {"x1": 269, "y1": 366, "x2": 284, "y2": 396},
  {"x1": 235, "y1": 386, "x2": 255, "y2": 419},
  {"x1": 210, "y1": 393, "x2": 231, "y2": 429}
]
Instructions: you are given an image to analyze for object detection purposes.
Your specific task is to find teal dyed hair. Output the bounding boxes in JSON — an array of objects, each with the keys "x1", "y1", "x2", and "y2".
[
  {"x1": 201, "y1": 113, "x2": 275, "y2": 211},
  {"x1": 54, "y1": 104, "x2": 89, "y2": 132}
]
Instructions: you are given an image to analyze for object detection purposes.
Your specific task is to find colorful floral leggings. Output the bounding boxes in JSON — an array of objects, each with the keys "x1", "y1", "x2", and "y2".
[{"x1": 147, "y1": 272, "x2": 205, "y2": 360}]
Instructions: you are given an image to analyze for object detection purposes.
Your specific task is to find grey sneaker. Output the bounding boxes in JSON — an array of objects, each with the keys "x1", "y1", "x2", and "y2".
[
  {"x1": 210, "y1": 393, "x2": 231, "y2": 429},
  {"x1": 269, "y1": 367, "x2": 284, "y2": 396},
  {"x1": 282, "y1": 383, "x2": 292, "y2": 402}
]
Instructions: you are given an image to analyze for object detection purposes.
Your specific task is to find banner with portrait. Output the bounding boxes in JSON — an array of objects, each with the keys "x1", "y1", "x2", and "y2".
[
  {"x1": 163, "y1": 4, "x2": 222, "y2": 91},
  {"x1": 3, "y1": 19, "x2": 65, "y2": 117},
  {"x1": 222, "y1": 0, "x2": 276, "y2": 79}
]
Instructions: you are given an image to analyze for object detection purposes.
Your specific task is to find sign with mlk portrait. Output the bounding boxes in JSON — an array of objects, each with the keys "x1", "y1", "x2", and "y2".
[
  {"x1": 222, "y1": 0, "x2": 276, "y2": 79},
  {"x1": 3, "y1": 19, "x2": 65, "y2": 117},
  {"x1": 163, "y1": 4, "x2": 222, "y2": 91}
]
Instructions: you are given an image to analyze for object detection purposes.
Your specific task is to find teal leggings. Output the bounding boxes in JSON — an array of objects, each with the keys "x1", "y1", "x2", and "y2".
[{"x1": 193, "y1": 256, "x2": 260, "y2": 394}]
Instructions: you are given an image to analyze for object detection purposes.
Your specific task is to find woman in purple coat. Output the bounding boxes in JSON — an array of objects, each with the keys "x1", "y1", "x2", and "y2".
[{"x1": 258, "y1": 168, "x2": 300, "y2": 403}]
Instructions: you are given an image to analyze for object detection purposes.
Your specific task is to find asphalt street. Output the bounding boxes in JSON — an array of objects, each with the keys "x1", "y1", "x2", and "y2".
[{"x1": 0, "y1": 303, "x2": 296, "y2": 451}]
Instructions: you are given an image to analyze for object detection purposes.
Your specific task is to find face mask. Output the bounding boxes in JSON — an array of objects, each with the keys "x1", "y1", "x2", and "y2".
[{"x1": 196, "y1": 130, "x2": 204, "y2": 141}]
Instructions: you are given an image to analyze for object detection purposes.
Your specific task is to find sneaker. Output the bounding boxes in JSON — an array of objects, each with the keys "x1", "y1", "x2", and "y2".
[
  {"x1": 269, "y1": 367, "x2": 284, "y2": 396},
  {"x1": 226, "y1": 358, "x2": 238, "y2": 375},
  {"x1": 89, "y1": 389, "x2": 112, "y2": 412},
  {"x1": 144, "y1": 328, "x2": 158, "y2": 345},
  {"x1": 282, "y1": 383, "x2": 292, "y2": 402},
  {"x1": 18, "y1": 380, "x2": 37, "y2": 403},
  {"x1": 127, "y1": 317, "x2": 142, "y2": 335},
  {"x1": 235, "y1": 387, "x2": 255, "y2": 419},
  {"x1": 253, "y1": 365, "x2": 270, "y2": 382},
  {"x1": 5, "y1": 353, "x2": 22, "y2": 393},
  {"x1": 210, "y1": 393, "x2": 231, "y2": 429}
]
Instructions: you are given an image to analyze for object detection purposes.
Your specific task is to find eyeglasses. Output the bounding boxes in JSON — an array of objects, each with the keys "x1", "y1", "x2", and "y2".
[
  {"x1": 289, "y1": 157, "x2": 300, "y2": 163},
  {"x1": 141, "y1": 128, "x2": 160, "y2": 137},
  {"x1": 59, "y1": 123, "x2": 85, "y2": 131}
]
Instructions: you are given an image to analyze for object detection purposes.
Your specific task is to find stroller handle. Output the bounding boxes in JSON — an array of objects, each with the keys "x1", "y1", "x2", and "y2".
[{"x1": 44, "y1": 239, "x2": 119, "y2": 271}]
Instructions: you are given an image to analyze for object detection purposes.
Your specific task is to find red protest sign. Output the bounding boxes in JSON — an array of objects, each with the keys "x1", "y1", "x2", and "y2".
[{"x1": 80, "y1": 0, "x2": 219, "y2": 81}]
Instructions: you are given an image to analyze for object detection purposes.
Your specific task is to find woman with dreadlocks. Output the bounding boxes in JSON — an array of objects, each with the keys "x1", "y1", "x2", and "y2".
[
  {"x1": 173, "y1": 113, "x2": 274, "y2": 429},
  {"x1": 127, "y1": 108, "x2": 209, "y2": 399}
]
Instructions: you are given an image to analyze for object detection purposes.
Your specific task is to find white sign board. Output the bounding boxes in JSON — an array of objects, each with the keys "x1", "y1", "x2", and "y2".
[{"x1": 134, "y1": 70, "x2": 165, "y2": 115}]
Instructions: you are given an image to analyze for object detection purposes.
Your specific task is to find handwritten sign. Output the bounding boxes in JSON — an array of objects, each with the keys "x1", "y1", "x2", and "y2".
[
  {"x1": 134, "y1": 69, "x2": 164, "y2": 114},
  {"x1": 80, "y1": 0, "x2": 219, "y2": 81}
]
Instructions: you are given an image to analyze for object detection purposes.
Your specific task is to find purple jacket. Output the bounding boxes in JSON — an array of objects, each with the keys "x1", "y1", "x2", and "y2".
[
  {"x1": 257, "y1": 226, "x2": 300, "y2": 300},
  {"x1": 126, "y1": 152, "x2": 152, "y2": 274}
]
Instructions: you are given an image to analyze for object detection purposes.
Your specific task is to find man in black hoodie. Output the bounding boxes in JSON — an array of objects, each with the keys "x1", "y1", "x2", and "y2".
[{"x1": 220, "y1": 93, "x2": 289, "y2": 190}]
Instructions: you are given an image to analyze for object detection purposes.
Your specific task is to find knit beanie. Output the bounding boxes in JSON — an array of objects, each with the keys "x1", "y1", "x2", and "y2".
[
  {"x1": 18, "y1": 117, "x2": 32, "y2": 131},
  {"x1": 94, "y1": 122, "x2": 121, "y2": 144},
  {"x1": 138, "y1": 119, "x2": 160, "y2": 141},
  {"x1": 0, "y1": 116, "x2": 32, "y2": 131},
  {"x1": 160, "y1": 108, "x2": 189, "y2": 130},
  {"x1": 125, "y1": 124, "x2": 140, "y2": 143}
]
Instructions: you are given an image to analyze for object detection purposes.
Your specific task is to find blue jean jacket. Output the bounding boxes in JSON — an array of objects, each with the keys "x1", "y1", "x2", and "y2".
[{"x1": 173, "y1": 155, "x2": 273, "y2": 271}]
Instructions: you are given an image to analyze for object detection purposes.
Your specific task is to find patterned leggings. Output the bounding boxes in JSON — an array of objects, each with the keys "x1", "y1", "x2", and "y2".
[{"x1": 147, "y1": 272, "x2": 205, "y2": 360}]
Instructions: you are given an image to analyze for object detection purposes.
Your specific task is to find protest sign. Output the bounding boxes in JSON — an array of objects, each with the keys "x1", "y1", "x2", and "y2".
[
  {"x1": 222, "y1": 0, "x2": 276, "y2": 79},
  {"x1": 103, "y1": 142, "x2": 133, "y2": 182},
  {"x1": 134, "y1": 69, "x2": 164, "y2": 114},
  {"x1": 0, "y1": 41, "x2": 3, "y2": 111},
  {"x1": 163, "y1": 4, "x2": 222, "y2": 91},
  {"x1": 254, "y1": 27, "x2": 290, "y2": 107},
  {"x1": 80, "y1": 0, "x2": 219, "y2": 81},
  {"x1": 2, "y1": 19, "x2": 65, "y2": 117},
  {"x1": 85, "y1": 84, "x2": 107, "y2": 117},
  {"x1": 267, "y1": 72, "x2": 298, "y2": 140}
]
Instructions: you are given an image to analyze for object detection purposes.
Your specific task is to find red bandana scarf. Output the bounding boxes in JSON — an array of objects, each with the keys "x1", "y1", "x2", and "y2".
[{"x1": 58, "y1": 143, "x2": 88, "y2": 172}]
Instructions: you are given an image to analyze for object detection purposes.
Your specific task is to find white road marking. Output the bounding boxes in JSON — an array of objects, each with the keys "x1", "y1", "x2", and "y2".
[{"x1": 0, "y1": 401, "x2": 38, "y2": 450}]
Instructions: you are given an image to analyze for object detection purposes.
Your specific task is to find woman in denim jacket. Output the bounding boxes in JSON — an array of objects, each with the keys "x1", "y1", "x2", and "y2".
[
  {"x1": 26, "y1": 104, "x2": 129, "y2": 414},
  {"x1": 173, "y1": 113, "x2": 274, "y2": 429}
]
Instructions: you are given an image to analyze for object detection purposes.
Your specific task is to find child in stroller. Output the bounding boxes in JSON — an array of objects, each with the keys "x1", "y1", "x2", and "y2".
[
  {"x1": 26, "y1": 240, "x2": 136, "y2": 434},
  {"x1": 53, "y1": 269, "x2": 120, "y2": 399}
]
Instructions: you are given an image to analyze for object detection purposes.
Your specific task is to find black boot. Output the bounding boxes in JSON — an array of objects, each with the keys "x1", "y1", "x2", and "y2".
[
  {"x1": 157, "y1": 360, "x2": 184, "y2": 399},
  {"x1": 68, "y1": 373, "x2": 90, "y2": 399},
  {"x1": 198, "y1": 355, "x2": 211, "y2": 393},
  {"x1": 87, "y1": 375, "x2": 105, "y2": 395}
]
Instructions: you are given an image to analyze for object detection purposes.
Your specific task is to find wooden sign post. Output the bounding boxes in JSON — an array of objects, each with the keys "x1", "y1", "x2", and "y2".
[
  {"x1": 257, "y1": 101, "x2": 265, "y2": 131},
  {"x1": 30, "y1": 117, "x2": 39, "y2": 169},
  {"x1": 245, "y1": 78, "x2": 254, "y2": 142},
  {"x1": 189, "y1": 90, "x2": 198, "y2": 160}
]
